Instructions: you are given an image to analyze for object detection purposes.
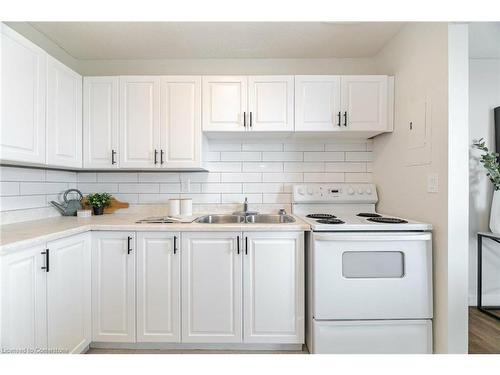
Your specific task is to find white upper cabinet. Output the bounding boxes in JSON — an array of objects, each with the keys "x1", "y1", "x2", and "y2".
[
  {"x1": 181, "y1": 232, "x2": 243, "y2": 343},
  {"x1": 119, "y1": 76, "x2": 160, "y2": 168},
  {"x1": 47, "y1": 233, "x2": 91, "y2": 354},
  {"x1": 136, "y1": 232, "x2": 181, "y2": 343},
  {"x1": 83, "y1": 77, "x2": 119, "y2": 168},
  {"x1": 46, "y1": 56, "x2": 82, "y2": 168},
  {"x1": 160, "y1": 76, "x2": 202, "y2": 168},
  {"x1": 248, "y1": 76, "x2": 294, "y2": 131},
  {"x1": 294, "y1": 75, "x2": 341, "y2": 131},
  {"x1": 1, "y1": 25, "x2": 47, "y2": 164},
  {"x1": 243, "y1": 232, "x2": 304, "y2": 344},
  {"x1": 1, "y1": 244, "x2": 47, "y2": 351},
  {"x1": 91, "y1": 231, "x2": 136, "y2": 343},
  {"x1": 340, "y1": 75, "x2": 389, "y2": 131},
  {"x1": 202, "y1": 76, "x2": 247, "y2": 131}
]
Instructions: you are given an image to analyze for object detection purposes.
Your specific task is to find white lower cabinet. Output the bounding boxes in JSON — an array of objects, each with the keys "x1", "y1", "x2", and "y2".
[
  {"x1": 47, "y1": 233, "x2": 91, "y2": 353},
  {"x1": 243, "y1": 232, "x2": 304, "y2": 343},
  {"x1": 1, "y1": 245, "x2": 48, "y2": 352},
  {"x1": 136, "y1": 232, "x2": 181, "y2": 342},
  {"x1": 91, "y1": 231, "x2": 136, "y2": 343},
  {"x1": 181, "y1": 232, "x2": 243, "y2": 343}
]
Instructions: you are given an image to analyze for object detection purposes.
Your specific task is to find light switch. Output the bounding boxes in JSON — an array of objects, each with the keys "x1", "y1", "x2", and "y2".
[{"x1": 427, "y1": 174, "x2": 439, "y2": 193}]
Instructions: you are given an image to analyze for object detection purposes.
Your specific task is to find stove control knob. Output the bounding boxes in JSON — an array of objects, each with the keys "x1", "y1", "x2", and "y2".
[
  {"x1": 297, "y1": 187, "x2": 305, "y2": 195},
  {"x1": 347, "y1": 186, "x2": 355, "y2": 195},
  {"x1": 358, "y1": 188, "x2": 364, "y2": 195},
  {"x1": 307, "y1": 187, "x2": 314, "y2": 195},
  {"x1": 365, "y1": 187, "x2": 372, "y2": 195}
]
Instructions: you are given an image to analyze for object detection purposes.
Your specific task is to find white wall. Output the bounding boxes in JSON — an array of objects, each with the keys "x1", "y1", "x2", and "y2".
[
  {"x1": 468, "y1": 32, "x2": 500, "y2": 305},
  {"x1": 373, "y1": 23, "x2": 451, "y2": 353}
]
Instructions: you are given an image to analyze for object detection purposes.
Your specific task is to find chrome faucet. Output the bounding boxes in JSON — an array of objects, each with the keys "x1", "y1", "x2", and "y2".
[{"x1": 243, "y1": 197, "x2": 248, "y2": 214}]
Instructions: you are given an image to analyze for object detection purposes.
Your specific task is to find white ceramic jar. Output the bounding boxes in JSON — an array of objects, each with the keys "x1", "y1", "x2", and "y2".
[
  {"x1": 180, "y1": 198, "x2": 193, "y2": 217},
  {"x1": 168, "y1": 199, "x2": 181, "y2": 217}
]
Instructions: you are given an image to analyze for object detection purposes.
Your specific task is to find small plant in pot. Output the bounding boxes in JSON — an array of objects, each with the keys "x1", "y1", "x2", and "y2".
[{"x1": 87, "y1": 193, "x2": 112, "y2": 216}]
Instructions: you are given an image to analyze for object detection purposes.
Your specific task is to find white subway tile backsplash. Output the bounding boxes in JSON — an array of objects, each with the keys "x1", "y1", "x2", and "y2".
[
  {"x1": 77, "y1": 173, "x2": 97, "y2": 182},
  {"x1": 0, "y1": 182, "x2": 20, "y2": 196},
  {"x1": 325, "y1": 162, "x2": 366, "y2": 173},
  {"x1": 45, "y1": 170, "x2": 77, "y2": 183},
  {"x1": 0, "y1": 166, "x2": 45, "y2": 181},
  {"x1": 138, "y1": 193, "x2": 180, "y2": 204},
  {"x1": 262, "y1": 152, "x2": 302, "y2": 161},
  {"x1": 243, "y1": 183, "x2": 283, "y2": 193},
  {"x1": 345, "y1": 173, "x2": 373, "y2": 182},
  {"x1": 221, "y1": 173, "x2": 261, "y2": 183},
  {"x1": 180, "y1": 193, "x2": 221, "y2": 204},
  {"x1": 262, "y1": 173, "x2": 303, "y2": 183},
  {"x1": 138, "y1": 173, "x2": 180, "y2": 183},
  {"x1": 304, "y1": 152, "x2": 344, "y2": 162},
  {"x1": 20, "y1": 182, "x2": 69, "y2": 195},
  {"x1": 98, "y1": 172, "x2": 138, "y2": 183},
  {"x1": 221, "y1": 194, "x2": 262, "y2": 204},
  {"x1": 220, "y1": 151, "x2": 261, "y2": 162},
  {"x1": 181, "y1": 172, "x2": 220, "y2": 183},
  {"x1": 304, "y1": 173, "x2": 345, "y2": 182},
  {"x1": 262, "y1": 193, "x2": 292, "y2": 204},
  {"x1": 159, "y1": 183, "x2": 183, "y2": 193},
  {"x1": 0, "y1": 195, "x2": 47, "y2": 211},
  {"x1": 325, "y1": 143, "x2": 367, "y2": 152},
  {"x1": 366, "y1": 162, "x2": 373, "y2": 172},
  {"x1": 209, "y1": 142, "x2": 241, "y2": 151},
  {"x1": 205, "y1": 151, "x2": 221, "y2": 161},
  {"x1": 284, "y1": 162, "x2": 324, "y2": 172},
  {"x1": 345, "y1": 152, "x2": 373, "y2": 162},
  {"x1": 242, "y1": 162, "x2": 283, "y2": 172},
  {"x1": 204, "y1": 162, "x2": 241, "y2": 172},
  {"x1": 202, "y1": 183, "x2": 242, "y2": 193},
  {"x1": 113, "y1": 193, "x2": 139, "y2": 204},
  {"x1": 119, "y1": 183, "x2": 159, "y2": 194},
  {"x1": 242, "y1": 143, "x2": 283, "y2": 151},
  {"x1": 284, "y1": 143, "x2": 324, "y2": 151},
  {"x1": 181, "y1": 182, "x2": 201, "y2": 193},
  {"x1": 77, "y1": 183, "x2": 119, "y2": 194}
]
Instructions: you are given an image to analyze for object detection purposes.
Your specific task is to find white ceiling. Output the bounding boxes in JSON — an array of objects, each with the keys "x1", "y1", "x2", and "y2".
[
  {"x1": 469, "y1": 22, "x2": 500, "y2": 59},
  {"x1": 25, "y1": 22, "x2": 405, "y2": 60}
]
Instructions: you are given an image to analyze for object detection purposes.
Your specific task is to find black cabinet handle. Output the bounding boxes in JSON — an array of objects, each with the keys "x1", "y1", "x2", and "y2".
[
  {"x1": 160, "y1": 149, "x2": 164, "y2": 164},
  {"x1": 245, "y1": 237, "x2": 248, "y2": 255},
  {"x1": 343, "y1": 111, "x2": 348, "y2": 127},
  {"x1": 41, "y1": 249, "x2": 49, "y2": 272},
  {"x1": 111, "y1": 149, "x2": 116, "y2": 164},
  {"x1": 237, "y1": 236, "x2": 240, "y2": 254},
  {"x1": 174, "y1": 236, "x2": 178, "y2": 254},
  {"x1": 154, "y1": 149, "x2": 158, "y2": 164},
  {"x1": 337, "y1": 112, "x2": 341, "y2": 127},
  {"x1": 127, "y1": 236, "x2": 132, "y2": 254},
  {"x1": 249, "y1": 112, "x2": 253, "y2": 128},
  {"x1": 243, "y1": 112, "x2": 246, "y2": 128}
]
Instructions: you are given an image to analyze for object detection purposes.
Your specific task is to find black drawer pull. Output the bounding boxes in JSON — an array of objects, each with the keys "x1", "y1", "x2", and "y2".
[
  {"x1": 174, "y1": 236, "x2": 178, "y2": 254},
  {"x1": 127, "y1": 236, "x2": 132, "y2": 254},
  {"x1": 41, "y1": 249, "x2": 49, "y2": 272}
]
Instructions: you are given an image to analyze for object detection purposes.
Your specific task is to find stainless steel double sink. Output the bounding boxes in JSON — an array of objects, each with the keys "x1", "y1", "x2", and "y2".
[{"x1": 195, "y1": 214, "x2": 296, "y2": 224}]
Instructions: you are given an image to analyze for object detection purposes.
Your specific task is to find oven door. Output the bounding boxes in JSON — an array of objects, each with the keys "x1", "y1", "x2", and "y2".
[{"x1": 312, "y1": 232, "x2": 432, "y2": 320}]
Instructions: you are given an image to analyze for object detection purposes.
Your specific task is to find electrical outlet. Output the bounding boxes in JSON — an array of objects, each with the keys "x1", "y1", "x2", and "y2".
[{"x1": 427, "y1": 174, "x2": 439, "y2": 193}]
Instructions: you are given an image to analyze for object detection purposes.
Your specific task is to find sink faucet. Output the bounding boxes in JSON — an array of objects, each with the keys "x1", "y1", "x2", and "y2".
[{"x1": 243, "y1": 197, "x2": 248, "y2": 214}]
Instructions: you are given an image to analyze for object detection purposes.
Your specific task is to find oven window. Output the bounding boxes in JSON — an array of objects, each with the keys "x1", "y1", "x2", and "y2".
[{"x1": 342, "y1": 251, "x2": 405, "y2": 278}]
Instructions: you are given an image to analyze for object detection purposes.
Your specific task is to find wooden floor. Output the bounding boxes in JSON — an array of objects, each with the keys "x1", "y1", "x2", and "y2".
[
  {"x1": 86, "y1": 347, "x2": 308, "y2": 354},
  {"x1": 469, "y1": 307, "x2": 500, "y2": 354}
]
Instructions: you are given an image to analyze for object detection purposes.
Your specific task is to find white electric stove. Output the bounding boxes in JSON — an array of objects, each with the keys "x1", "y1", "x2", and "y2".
[{"x1": 292, "y1": 184, "x2": 434, "y2": 354}]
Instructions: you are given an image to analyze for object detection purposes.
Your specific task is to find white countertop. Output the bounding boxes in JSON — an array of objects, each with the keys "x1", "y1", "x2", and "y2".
[{"x1": 0, "y1": 214, "x2": 311, "y2": 254}]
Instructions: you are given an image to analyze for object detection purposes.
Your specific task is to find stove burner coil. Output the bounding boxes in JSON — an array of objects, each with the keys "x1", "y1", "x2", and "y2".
[
  {"x1": 306, "y1": 213, "x2": 336, "y2": 219},
  {"x1": 316, "y1": 218, "x2": 345, "y2": 224},
  {"x1": 367, "y1": 217, "x2": 408, "y2": 224},
  {"x1": 357, "y1": 213, "x2": 381, "y2": 218}
]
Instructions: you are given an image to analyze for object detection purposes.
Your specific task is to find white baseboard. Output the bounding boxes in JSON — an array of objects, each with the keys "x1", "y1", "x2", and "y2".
[{"x1": 90, "y1": 342, "x2": 304, "y2": 351}]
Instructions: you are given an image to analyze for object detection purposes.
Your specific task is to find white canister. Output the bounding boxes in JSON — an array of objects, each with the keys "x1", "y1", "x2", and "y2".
[
  {"x1": 180, "y1": 198, "x2": 193, "y2": 217},
  {"x1": 490, "y1": 190, "x2": 500, "y2": 234},
  {"x1": 168, "y1": 199, "x2": 181, "y2": 217}
]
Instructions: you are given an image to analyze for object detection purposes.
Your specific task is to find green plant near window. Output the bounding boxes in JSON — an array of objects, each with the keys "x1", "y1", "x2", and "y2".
[
  {"x1": 473, "y1": 138, "x2": 500, "y2": 191},
  {"x1": 87, "y1": 193, "x2": 112, "y2": 208}
]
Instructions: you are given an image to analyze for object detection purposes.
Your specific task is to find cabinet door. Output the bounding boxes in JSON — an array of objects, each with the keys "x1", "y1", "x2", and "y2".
[
  {"x1": 294, "y1": 75, "x2": 341, "y2": 131},
  {"x1": 136, "y1": 232, "x2": 180, "y2": 342},
  {"x1": 119, "y1": 76, "x2": 160, "y2": 168},
  {"x1": 46, "y1": 56, "x2": 82, "y2": 168},
  {"x1": 92, "y1": 232, "x2": 136, "y2": 343},
  {"x1": 181, "y1": 232, "x2": 242, "y2": 343},
  {"x1": 243, "y1": 232, "x2": 304, "y2": 343},
  {"x1": 202, "y1": 76, "x2": 247, "y2": 131},
  {"x1": 248, "y1": 76, "x2": 294, "y2": 131},
  {"x1": 341, "y1": 75, "x2": 388, "y2": 131},
  {"x1": 1, "y1": 25, "x2": 46, "y2": 164},
  {"x1": 1, "y1": 245, "x2": 47, "y2": 351},
  {"x1": 83, "y1": 77, "x2": 119, "y2": 168},
  {"x1": 160, "y1": 76, "x2": 201, "y2": 168},
  {"x1": 47, "y1": 233, "x2": 91, "y2": 353}
]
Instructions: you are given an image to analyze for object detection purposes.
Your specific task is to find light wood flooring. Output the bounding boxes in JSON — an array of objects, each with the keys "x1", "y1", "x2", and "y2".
[{"x1": 469, "y1": 307, "x2": 500, "y2": 354}]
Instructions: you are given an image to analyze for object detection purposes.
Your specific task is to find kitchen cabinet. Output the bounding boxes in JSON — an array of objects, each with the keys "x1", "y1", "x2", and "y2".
[
  {"x1": 136, "y1": 232, "x2": 181, "y2": 343},
  {"x1": 159, "y1": 76, "x2": 202, "y2": 168},
  {"x1": 119, "y1": 76, "x2": 160, "y2": 168},
  {"x1": 46, "y1": 56, "x2": 83, "y2": 168},
  {"x1": 340, "y1": 75, "x2": 389, "y2": 131},
  {"x1": 202, "y1": 76, "x2": 247, "y2": 132},
  {"x1": 83, "y1": 77, "x2": 120, "y2": 168},
  {"x1": 294, "y1": 75, "x2": 341, "y2": 131},
  {"x1": 248, "y1": 76, "x2": 294, "y2": 131},
  {"x1": 1, "y1": 244, "x2": 48, "y2": 352},
  {"x1": 47, "y1": 233, "x2": 91, "y2": 353},
  {"x1": 181, "y1": 232, "x2": 243, "y2": 343},
  {"x1": 91, "y1": 231, "x2": 136, "y2": 343},
  {"x1": 202, "y1": 76, "x2": 294, "y2": 132},
  {"x1": 295, "y1": 75, "x2": 392, "y2": 134},
  {"x1": 243, "y1": 232, "x2": 304, "y2": 343},
  {"x1": 1, "y1": 24, "x2": 47, "y2": 164}
]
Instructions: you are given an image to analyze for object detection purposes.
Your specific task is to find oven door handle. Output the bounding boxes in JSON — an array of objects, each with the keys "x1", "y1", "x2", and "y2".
[{"x1": 314, "y1": 233, "x2": 432, "y2": 242}]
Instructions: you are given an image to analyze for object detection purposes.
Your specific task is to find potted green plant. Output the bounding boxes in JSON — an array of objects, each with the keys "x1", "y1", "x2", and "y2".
[
  {"x1": 87, "y1": 193, "x2": 112, "y2": 216},
  {"x1": 473, "y1": 139, "x2": 500, "y2": 234}
]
